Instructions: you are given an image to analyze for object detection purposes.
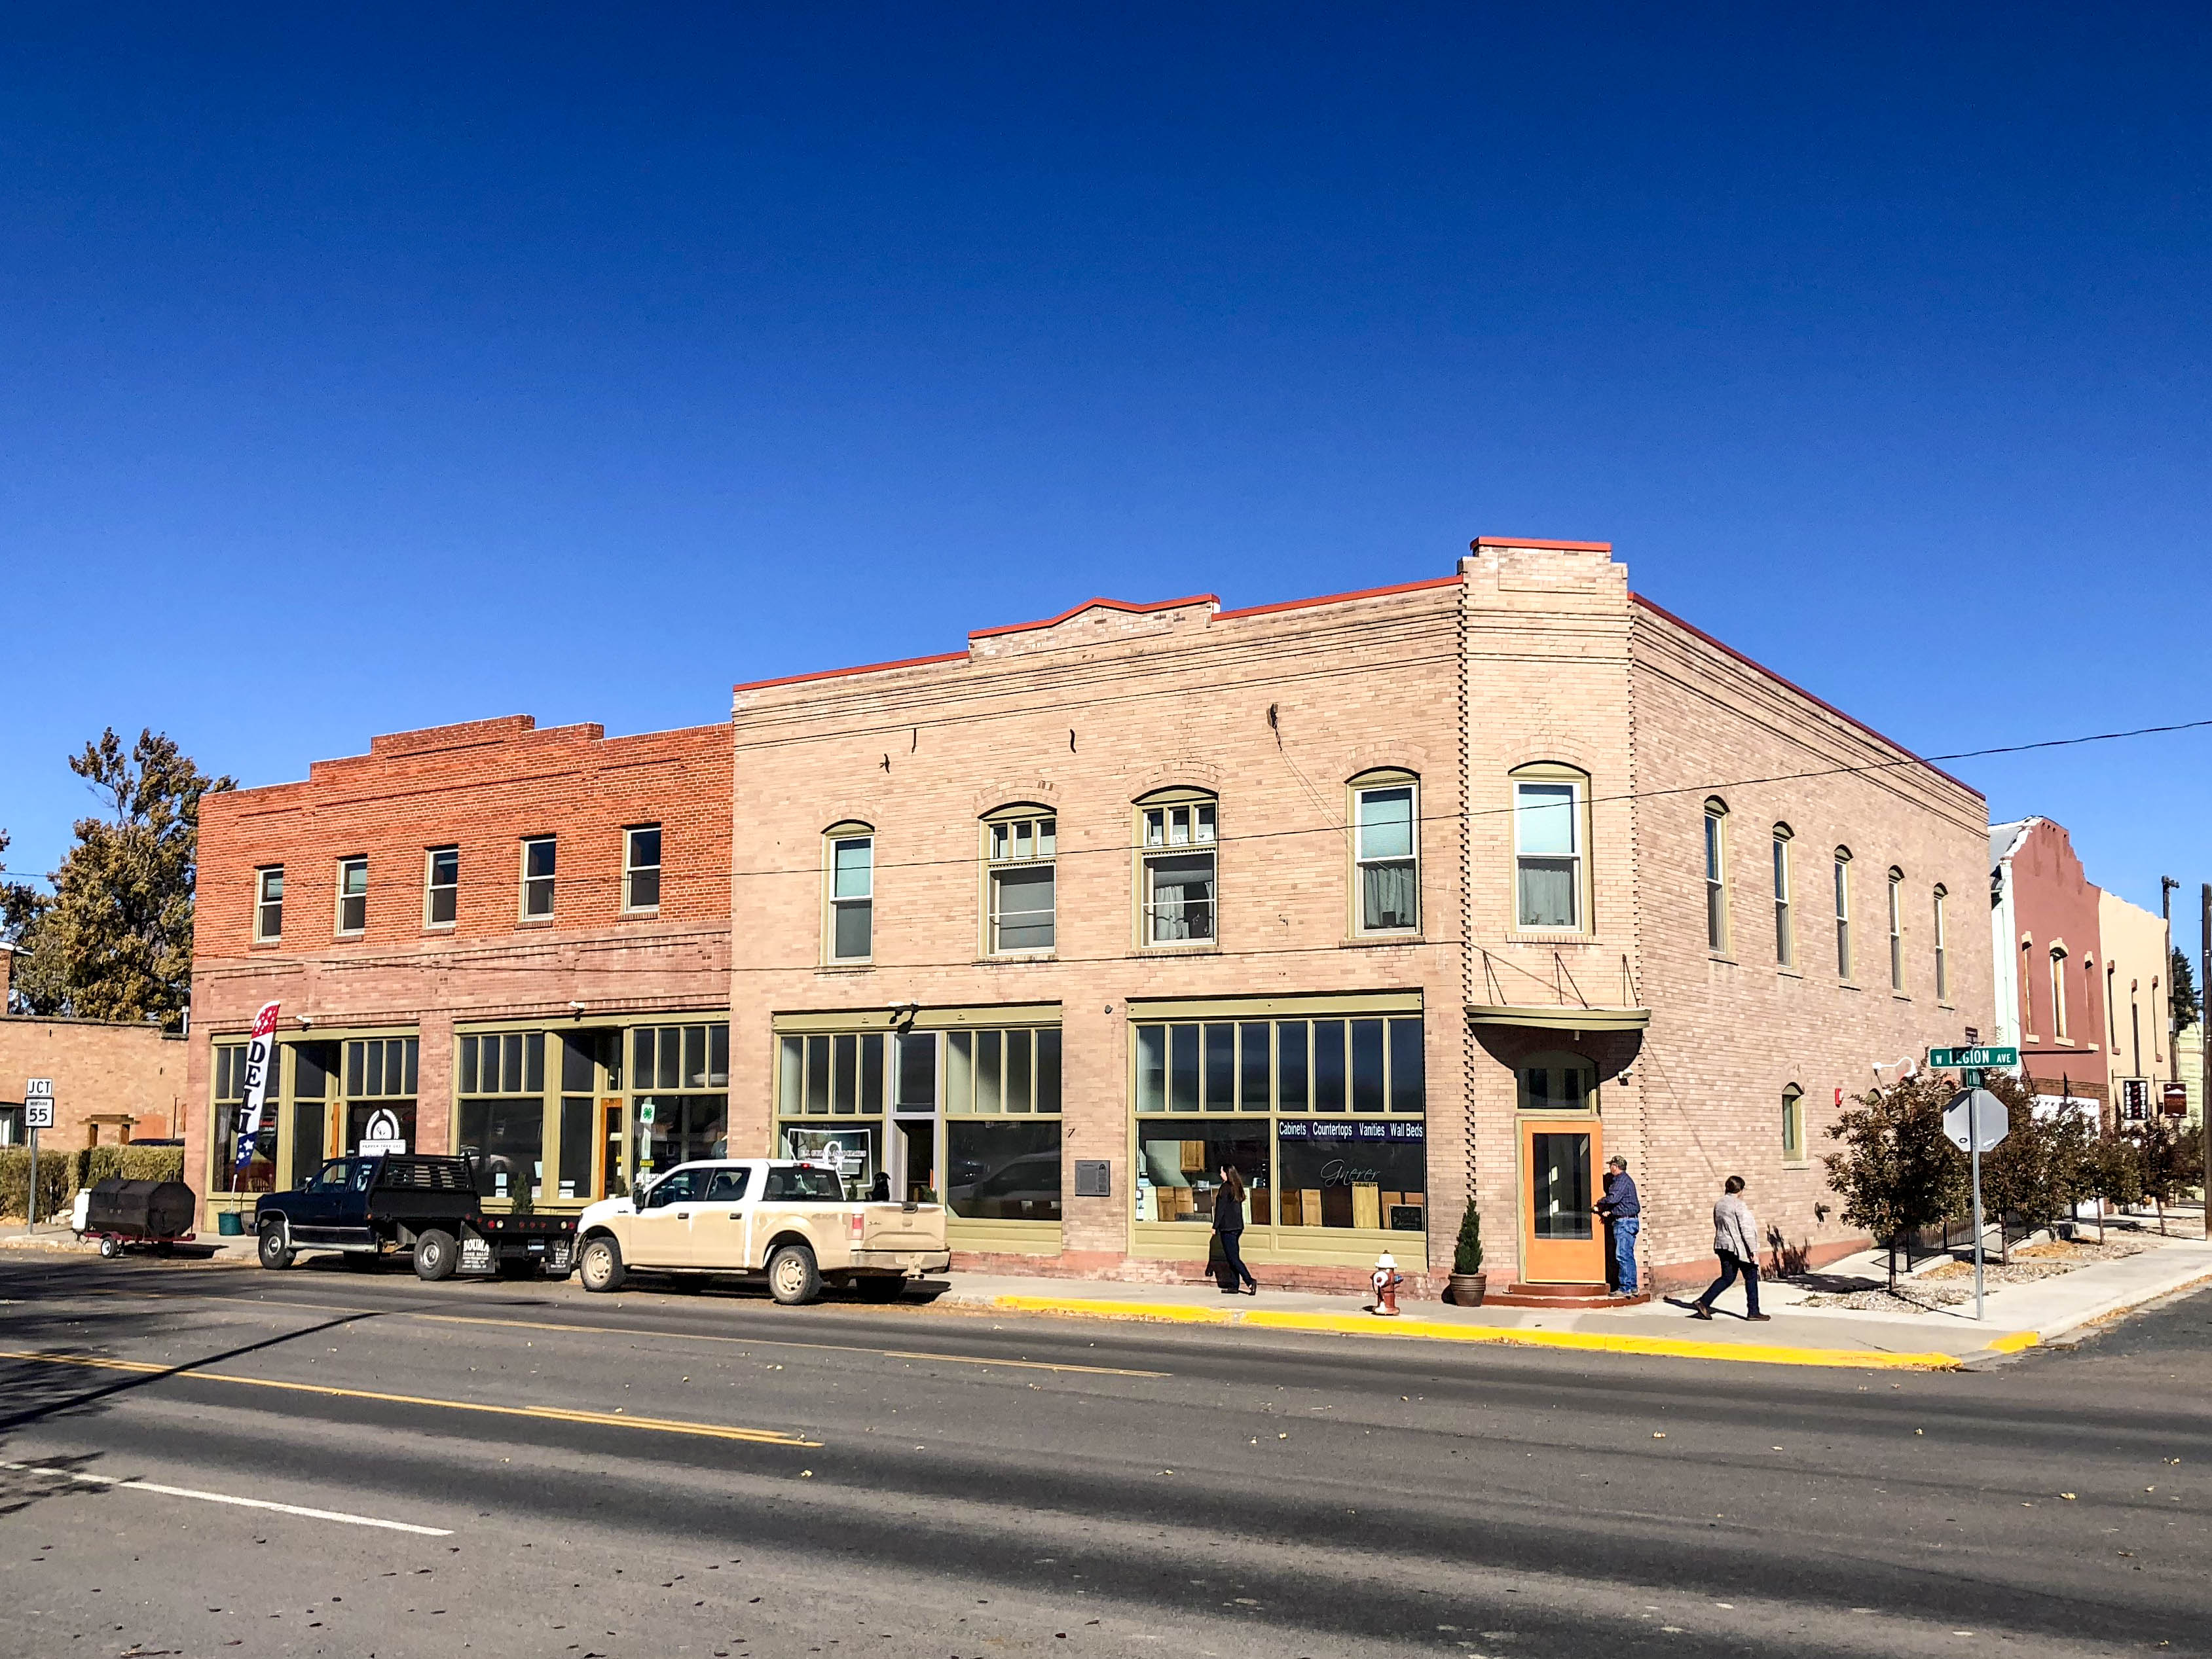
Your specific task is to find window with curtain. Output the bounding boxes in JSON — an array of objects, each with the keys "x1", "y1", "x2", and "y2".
[
  {"x1": 1352, "y1": 779, "x2": 1417, "y2": 932},
  {"x1": 1513, "y1": 773, "x2": 1583, "y2": 930},
  {"x1": 1139, "y1": 795, "x2": 1217, "y2": 945},
  {"x1": 826, "y1": 827, "x2": 874, "y2": 960}
]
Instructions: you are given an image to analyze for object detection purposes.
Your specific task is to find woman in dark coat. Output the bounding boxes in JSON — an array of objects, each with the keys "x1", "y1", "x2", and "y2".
[{"x1": 1213, "y1": 1164, "x2": 1259, "y2": 1295}]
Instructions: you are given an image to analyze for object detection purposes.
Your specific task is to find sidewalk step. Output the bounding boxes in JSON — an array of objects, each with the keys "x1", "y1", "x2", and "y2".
[{"x1": 1486, "y1": 1281, "x2": 1652, "y2": 1309}]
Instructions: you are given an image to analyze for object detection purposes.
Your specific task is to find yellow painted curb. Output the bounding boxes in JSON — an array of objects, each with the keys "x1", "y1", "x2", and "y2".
[
  {"x1": 978, "y1": 1296, "x2": 1964, "y2": 1370},
  {"x1": 1986, "y1": 1329, "x2": 2042, "y2": 1354}
]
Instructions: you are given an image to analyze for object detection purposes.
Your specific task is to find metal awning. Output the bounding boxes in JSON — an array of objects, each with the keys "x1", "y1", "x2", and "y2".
[{"x1": 1465, "y1": 1004, "x2": 1651, "y2": 1032}]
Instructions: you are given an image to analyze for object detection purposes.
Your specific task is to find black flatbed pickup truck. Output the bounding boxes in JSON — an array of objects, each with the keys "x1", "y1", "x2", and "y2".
[{"x1": 254, "y1": 1154, "x2": 578, "y2": 1282}]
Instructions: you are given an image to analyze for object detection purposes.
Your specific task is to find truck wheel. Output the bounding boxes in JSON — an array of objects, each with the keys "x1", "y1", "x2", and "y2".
[
  {"x1": 579, "y1": 1236, "x2": 626, "y2": 1294},
  {"x1": 413, "y1": 1228, "x2": 459, "y2": 1282},
  {"x1": 257, "y1": 1222, "x2": 294, "y2": 1271},
  {"x1": 767, "y1": 1243, "x2": 821, "y2": 1307},
  {"x1": 853, "y1": 1275, "x2": 905, "y2": 1303}
]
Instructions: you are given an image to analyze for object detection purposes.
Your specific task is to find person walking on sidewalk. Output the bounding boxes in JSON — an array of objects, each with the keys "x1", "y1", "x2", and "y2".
[
  {"x1": 1689, "y1": 1175, "x2": 1769, "y2": 1321},
  {"x1": 1213, "y1": 1165, "x2": 1259, "y2": 1296},
  {"x1": 1594, "y1": 1156, "x2": 1640, "y2": 1295}
]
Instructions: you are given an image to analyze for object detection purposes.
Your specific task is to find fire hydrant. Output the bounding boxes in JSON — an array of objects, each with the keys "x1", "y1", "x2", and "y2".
[{"x1": 1369, "y1": 1252, "x2": 1403, "y2": 1317}]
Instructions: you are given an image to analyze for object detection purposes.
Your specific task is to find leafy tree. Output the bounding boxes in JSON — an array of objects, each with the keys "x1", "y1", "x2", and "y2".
[
  {"x1": 0, "y1": 827, "x2": 56, "y2": 1016},
  {"x1": 36, "y1": 729, "x2": 232, "y2": 1030},
  {"x1": 2127, "y1": 1115, "x2": 2204, "y2": 1237},
  {"x1": 1977, "y1": 1072, "x2": 2074, "y2": 1261},
  {"x1": 1822, "y1": 1075, "x2": 1967, "y2": 1288},
  {"x1": 2174, "y1": 947, "x2": 2202, "y2": 1036},
  {"x1": 2088, "y1": 1135, "x2": 2143, "y2": 1241}
]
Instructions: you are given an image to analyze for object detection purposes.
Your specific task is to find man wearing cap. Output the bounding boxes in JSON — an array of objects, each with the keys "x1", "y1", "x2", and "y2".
[{"x1": 1594, "y1": 1155, "x2": 1640, "y2": 1296}]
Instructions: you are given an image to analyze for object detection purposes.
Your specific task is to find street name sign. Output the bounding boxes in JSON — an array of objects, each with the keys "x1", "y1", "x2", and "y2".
[
  {"x1": 1944, "y1": 1087, "x2": 2008, "y2": 1152},
  {"x1": 1928, "y1": 1046, "x2": 2019, "y2": 1070}
]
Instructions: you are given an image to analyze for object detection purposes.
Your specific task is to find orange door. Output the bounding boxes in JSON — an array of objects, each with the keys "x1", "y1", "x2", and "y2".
[{"x1": 1519, "y1": 1118, "x2": 1604, "y2": 1283}]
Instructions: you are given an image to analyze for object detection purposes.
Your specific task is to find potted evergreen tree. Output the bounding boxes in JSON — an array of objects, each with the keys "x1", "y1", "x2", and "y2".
[{"x1": 1447, "y1": 1203, "x2": 1486, "y2": 1305}]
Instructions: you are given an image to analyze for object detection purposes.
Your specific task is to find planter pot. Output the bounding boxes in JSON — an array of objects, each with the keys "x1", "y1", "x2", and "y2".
[
  {"x1": 1446, "y1": 1271, "x2": 1488, "y2": 1307},
  {"x1": 216, "y1": 1210, "x2": 245, "y2": 1237}
]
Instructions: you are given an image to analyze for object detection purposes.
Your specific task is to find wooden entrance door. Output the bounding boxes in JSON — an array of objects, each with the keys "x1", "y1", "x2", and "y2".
[{"x1": 1519, "y1": 1118, "x2": 1604, "y2": 1283}]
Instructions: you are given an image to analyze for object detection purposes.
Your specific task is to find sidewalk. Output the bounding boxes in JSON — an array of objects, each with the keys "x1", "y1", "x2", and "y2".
[{"x1": 931, "y1": 1233, "x2": 2212, "y2": 1372}]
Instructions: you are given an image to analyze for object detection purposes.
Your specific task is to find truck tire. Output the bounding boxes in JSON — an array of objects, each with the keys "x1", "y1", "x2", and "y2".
[
  {"x1": 257, "y1": 1221, "x2": 294, "y2": 1271},
  {"x1": 579, "y1": 1235, "x2": 626, "y2": 1294},
  {"x1": 413, "y1": 1228, "x2": 459, "y2": 1282},
  {"x1": 767, "y1": 1242, "x2": 821, "y2": 1306},
  {"x1": 853, "y1": 1275, "x2": 905, "y2": 1303}
]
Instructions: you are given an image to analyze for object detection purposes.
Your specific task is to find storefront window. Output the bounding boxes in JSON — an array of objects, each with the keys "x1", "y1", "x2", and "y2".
[
  {"x1": 1132, "y1": 1010, "x2": 1425, "y2": 1238},
  {"x1": 212, "y1": 1042, "x2": 276, "y2": 1193},
  {"x1": 777, "y1": 1018, "x2": 1061, "y2": 1210}
]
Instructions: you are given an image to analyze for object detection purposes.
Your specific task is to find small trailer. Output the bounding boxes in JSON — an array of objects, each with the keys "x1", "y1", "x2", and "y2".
[{"x1": 73, "y1": 1178, "x2": 198, "y2": 1258}]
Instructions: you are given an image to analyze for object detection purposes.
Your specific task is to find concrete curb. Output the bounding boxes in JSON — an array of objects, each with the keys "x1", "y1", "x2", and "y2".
[{"x1": 959, "y1": 1293, "x2": 1966, "y2": 1370}]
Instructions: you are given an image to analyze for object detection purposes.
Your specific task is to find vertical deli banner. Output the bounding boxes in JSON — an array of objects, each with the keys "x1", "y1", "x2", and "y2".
[{"x1": 230, "y1": 1001, "x2": 282, "y2": 1180}]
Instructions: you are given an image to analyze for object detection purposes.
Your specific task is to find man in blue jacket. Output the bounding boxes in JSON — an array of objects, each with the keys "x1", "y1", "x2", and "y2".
[{"x1": 1595, "y1": 1156, "x2": 1640, "y2": 1295}]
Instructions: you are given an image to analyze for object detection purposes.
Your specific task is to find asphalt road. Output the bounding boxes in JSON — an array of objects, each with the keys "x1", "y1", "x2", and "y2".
[{"x1": 0, "y1": 1254, "x2": 2206, "y2": 1659}]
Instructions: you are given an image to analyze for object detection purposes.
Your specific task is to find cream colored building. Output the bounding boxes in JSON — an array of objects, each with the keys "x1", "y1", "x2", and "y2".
[{"x1": 2097, "y1": 888, "x2": 2171, "y2": 1123}]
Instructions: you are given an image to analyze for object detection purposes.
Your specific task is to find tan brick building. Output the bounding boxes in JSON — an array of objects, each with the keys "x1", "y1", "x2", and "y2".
[
  {"x1": 186, "y1": 538, "x2": 1991, "y2": 1294},
  {"x1": 0, "y1": 1012, "x2": 188, "y2": 1150}
]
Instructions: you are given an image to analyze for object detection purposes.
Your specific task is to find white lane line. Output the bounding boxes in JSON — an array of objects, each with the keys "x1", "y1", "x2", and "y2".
[{"x1": 0, "y1": 1459, "x2": 454, "y2": 1536}]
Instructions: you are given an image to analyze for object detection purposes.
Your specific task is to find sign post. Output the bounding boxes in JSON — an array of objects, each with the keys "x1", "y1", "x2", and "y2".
[
  {"x1": 24, "y1": 1080, "x2": 54, "y2": 1228},
  {"x1": 1941, "y1": 1082, "x2": 2010, "y2": 1321}
]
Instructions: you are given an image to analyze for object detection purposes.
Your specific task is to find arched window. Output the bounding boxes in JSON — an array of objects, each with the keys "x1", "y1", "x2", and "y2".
[
  {"x1": 2019, "y1": 938, "x2": 2037, "y2": 1035},
  {"x1": 982, "y1": 804, "x2": 1056, "y2": 954},
  {"x1": 1512, "y1": 764, "x2": 1589, "y2": 932},
  {"x1": 1349, "y1": 769, "x2": 1419, "y2": 934},
  {"x1": 1833, "y1": 847, "x2": 1853, "y2": 980},
  {"x1": 1782, "y1": 1083, "x2": 1805, "y2": 1161},
  {"x1": 1772, "y1": 824, "x2": 1795, "y2": 967},
  {"x1": 1517, "y1": 1050, "x2": 1596, "y2": 1112},
  {"x1": 824, "y1": 822, "x2": 874, "y2": 962},
  {"x1": 1887, "y1": 867, "x2": 1906, "y2": 991},
  {"x1": 1135, "y1": 788, "x2": 1217, "y2": 947},
  {"x1": 1932, "y1": 885, "x2": 1949, "y2": 1002},
  {"x1": 1703, "y1": 798, "x2": 1729, "y2": 954},
  {"x1": 2050, "y1": 944, "x2": 2069, "y2": 1041}
]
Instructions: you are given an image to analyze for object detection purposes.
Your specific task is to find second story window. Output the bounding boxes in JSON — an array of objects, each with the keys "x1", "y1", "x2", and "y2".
[
  {"x1": 985, "y1": 807, "x2": 1055, "y2": 953},
  {"x1": 1887, "y1": 868, "x2": 1905, "y2": 991},
  {"x1": 1351, "y1": 773, "x2": 1418, "y2": 933},
  {"x1": 826, "y1": 826, "x2": 874, "y2": 961},
  {"x1": 254, "y1": 866, "x2": 284, "y2": 941},
  {"x1": 1513, "y1": 768, "x2": 1585, "y2": 931},
  {"x1": 1772, "y1": 825, "x2": 1794, "y2": 967},
  {"x1": 521, "y1": 837, "x2": 556, "y2": 919},
  {"x1": 1832, "y1": 848, "x2": 1853, "y2": 979},
  {"x1": 2050, "y1": 947, "x2": 2070, "y2": 1040},
  {"x1": 1932, "y1": 885, "x2": 1949, "y2": 1002},
  {"x1": 425, "y1": 846, "x2": 458, "y2": 928},
  {"x1": 1703, "y1": 799, "x2": 1729, "y2": 953},
  {"x1": 624, "y1": 826, "x2": 662, "y2": 912},
  {"x1": 335, "y1": 857, "x2": 367, "y2": 936},
  {"x1": 1139, "y1": 793, "x2": 1217, "y2": 946}
]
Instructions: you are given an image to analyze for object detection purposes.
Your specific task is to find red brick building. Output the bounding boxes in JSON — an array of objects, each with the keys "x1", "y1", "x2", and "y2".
[{"x1": 187, "y1": 539, "x2": 1993, "y2": 1294}]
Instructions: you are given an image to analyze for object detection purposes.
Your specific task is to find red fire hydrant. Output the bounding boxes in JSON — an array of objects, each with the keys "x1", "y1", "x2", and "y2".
[{"x1": 1369, "y1": 1252, "x2": 1403, "y2": 1317}]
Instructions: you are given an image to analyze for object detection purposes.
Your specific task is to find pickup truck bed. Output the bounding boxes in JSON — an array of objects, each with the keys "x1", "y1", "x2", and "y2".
[{"x1": 255, "y1": 1154, "x2": 578, "y2": 1281}]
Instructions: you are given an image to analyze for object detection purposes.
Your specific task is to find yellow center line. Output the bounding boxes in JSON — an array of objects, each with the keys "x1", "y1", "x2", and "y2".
[{"x1": 0, "y1": 1349, "x2": 822, "y2": 1447}]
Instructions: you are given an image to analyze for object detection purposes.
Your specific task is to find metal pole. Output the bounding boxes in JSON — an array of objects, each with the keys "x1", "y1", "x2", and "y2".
[
  {"x1": 26, "y1": 1123, "x2": 38, "y2": 1231},
  {"x1": 2200, "y1": 884, "x2": 2210, "y2": 1241},
  {"x1": 1967, "y1": 1072, "x2": 1985, "y2": 1321}
]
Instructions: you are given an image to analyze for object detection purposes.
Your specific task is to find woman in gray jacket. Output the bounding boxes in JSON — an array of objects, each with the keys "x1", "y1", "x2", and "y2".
[{"x1": 1689, "y1": 1175, "x2": 1769, "y2": 1321}]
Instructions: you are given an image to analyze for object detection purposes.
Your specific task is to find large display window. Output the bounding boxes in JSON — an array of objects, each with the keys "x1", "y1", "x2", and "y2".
[
  {"x1": 1129, "y1": 995, "x2": 1426, "y2": 1267},
  {"x1": 774, "y1": 1006, "x2": 1063, "y2": 1246}
]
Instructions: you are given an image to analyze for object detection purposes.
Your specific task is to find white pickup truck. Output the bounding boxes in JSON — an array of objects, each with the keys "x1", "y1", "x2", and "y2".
[{"x1": 574, "y1": 1158, "x2": 950, "y2": 1305}]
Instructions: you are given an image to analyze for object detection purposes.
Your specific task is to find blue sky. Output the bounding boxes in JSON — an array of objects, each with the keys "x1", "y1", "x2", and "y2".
[{"x1": 3, "y1": 4, "x2": 2207, "y2": 928}]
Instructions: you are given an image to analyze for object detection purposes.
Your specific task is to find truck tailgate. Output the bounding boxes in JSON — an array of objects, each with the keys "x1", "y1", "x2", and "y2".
[{"x1": 857, "y1": 1203, "x2": 947, "y2": 1252}]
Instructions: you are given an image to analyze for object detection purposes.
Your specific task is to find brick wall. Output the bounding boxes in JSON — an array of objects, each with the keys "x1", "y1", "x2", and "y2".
[
  {"x1": 187, "y1": 716, "x2": 733, "y2": 1203},
  {"x1": 0, "y1": 1016, "x2": 189, "y2": 1147}
]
